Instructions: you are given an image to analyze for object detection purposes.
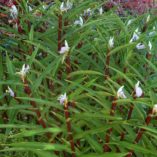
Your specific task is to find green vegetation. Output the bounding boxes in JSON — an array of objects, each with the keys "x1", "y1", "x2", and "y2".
[{"x1": 0, "y1": 0, "x2": 157, "y2": 157}]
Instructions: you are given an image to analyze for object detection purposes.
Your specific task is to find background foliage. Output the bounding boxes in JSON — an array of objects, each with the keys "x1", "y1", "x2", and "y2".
[{"x1": 0, "y1": 0, "x2": 157, "y2": 157}]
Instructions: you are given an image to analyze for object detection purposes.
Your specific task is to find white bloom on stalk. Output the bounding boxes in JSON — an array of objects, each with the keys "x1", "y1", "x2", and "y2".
[
  {"x1": 152, "y1": 104, "x2": 157, "y2": 114},
  {"x1": 149, "y1": 26, "x2": 156, "y2": 36},
  {"x1": 58, "y1": 93, "x2": 68, "y2": 105},
  {"x1": 60, "y1": 0, "x2": 72, "y2": 12},
  {"x1": 59, "y1": 40, "x2": 70, "y2": 54},
  {"x1": 146, "y1": 14, "x2": 150, "y2": 23},
  {"x1": 127, "y1": 19, "x2": 133, "y2": 26},
  {"x1": 10, "y1": 5, "x2": 18, "y2": 19},
  {"x1": 134, "y1": 81, "x2": 143, "y2": 98},
  {"x1": 16, "y1": 64, "x2": 30, "y2": 82},
  {"x1": 99, "y1": 7, "x2": 103, "y2": 15},
  {"x1": 84, "y1": 8, "x2": 93, "y2": 16},
  {"x1": 117, "y1": 86, "x2": 127, "y2": 99},
  {"x1": 28, "y1": 6, "x2": 33, "y2": 12},
  {"x1": 42, "y1": 5, "x2": 47, "y2": 10},
  {"x1": 129, "y1": 28, "x2": 140, "y2": 43},
  {"x1": 136, "y1": 43, "x2": 145, "y2": 50},
  {"x1": 74, "y1": 16, "x2": 83, "y2": 27},
  {"x1": 148, "y1": 41, "x2": 152, "y2": 51},
  {"x1": 60, "y1": 2, "x2": 66, "y2": 12},
  {"x1": 6, "y1": 86, "x2": 15, "y2": 97},
  {"x1": 108, "y1": 37, "x2": 114, "y2": 48},
  {"x1": 66, "y1": 0, "x2": 73, "y2": 9}
]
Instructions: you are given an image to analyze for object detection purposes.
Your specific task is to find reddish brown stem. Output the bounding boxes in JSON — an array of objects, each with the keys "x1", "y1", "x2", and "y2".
[
  {"x1": 64, "y1": 102, "x2": 76, "y2": 157},
  {"x1": 58, "y1": 15, "x2": 62, "y2": 51},
  {"x1": 105, "y1": 48, "x2": 110, "y2": 79},
  {"x1": 146, "y1": 53, "x2": 151, "y2": 60},
  {"x1": 126, "y1": 109, "x2": 153, "y2": 157},
  {"x1": 104, "y1": 97, "x2": 117, "y2": 152},
  {"x1": 103, "y1": 128, "x2": 112, "y2": 152},
  {"x1": 127, "y1": 103, "x2": 134, "y2": 120},
  {"x1": 46, "y1": 79, "x2": 54, "y2": 91},
  {"x1": 120, "y1": 92, "x2": 137, "y2": 141},
  {"x1": 77, "y1": 41, "x2": 83, "y2": 49},
  {"x1": 23, "y1": 79, "x2": 47, "y2": 128},
  {"x1": 120, "y1": 104, "x2": 134, "y2": 141},
  {"x1": 120, "y1": 132, "x2": 125, "y2": 141},
  {"x1": 144, "y1": 53, "x2": 152, "y2": 72},
  {"x1": 65, "y1": 55, "x2": 71, "y2": 79},
  {"x1": 57, "y1": 14, "x2": 63, "y2": 81},
  {"x1": 142, "y1": 23, "x2": 147, "y2": 33},
  {"x1": 16, "y1": 19, "x2": 23, "y2": 33},
  {"x1": 23, "y1": 78, "x2": 59, "y2": 155},
  {"x1": 23, "y1": 80, "x2": 52, "y2": 135}
]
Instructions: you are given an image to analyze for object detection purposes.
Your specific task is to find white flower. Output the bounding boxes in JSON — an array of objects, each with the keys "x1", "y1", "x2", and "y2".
[
  {"x1": 66, "y1": 0, "x2": 73, "y2": 10},
  {"x1": 84, "y1": 8, "x2": 93, "y2": 16},
  {"x1": 148, "y1": 41, "x2": 152, "y2": 51},
  {"x1": 153, "y1": 104, "x2": 157, "y2": 114},
  {"x1": 135, "y1": 81, "x2": 143, "y2": 98},
  {"x1": 58, "y1": 93, "x2": 68, "y2": 105},
  {"x1": 127, "y1": 19, "x2": 133, "y2": 26},
  {"x1": 74, "y1": 16, "x2": 83, "y2": 27},
  {"x1": 60, "y1": 2, "x2": 65, "y2": 12},
  {"x1": 146, "y1": 15, "x2": 150, "y2": 23},
  {"x1": 108, "y1": 37, "x2": 114, "y2": 48},
  {"x1": 99, "y1": 7, "x2": 103, "y2": 15},
  {"x1": 28, "y1": 6, "x2": 33, "y2": 12},
  {"x1": 60, "y1": 0, "x2": 72, "y2": 12},
  {"x1": 10, "y1": 5, "x2": 18, "y2": 19},
  {"x1": 130, "y1": 28, "x2": 140, "y2": 43},
  {"x1": 59, "y1": 40, "x2": 70, "y2": 54},
  {"x1": 6, "y1": 86, "x2": 15, "y2": 97},
  {"x1": 42, "y1": 5, "x2": 47, "y2": 10},
  {"x1": 117, "y1": 86, "x2": 127, "y2": 99},
  {"x1": 149, "y1": 26, "x2": 156, "y2": 36},
  {"x1": 136, "y1": 43, "x2": 145, "y2": 50},
  {"x1": 16, "y1": 64, "x2": 30, "y2": 82}
]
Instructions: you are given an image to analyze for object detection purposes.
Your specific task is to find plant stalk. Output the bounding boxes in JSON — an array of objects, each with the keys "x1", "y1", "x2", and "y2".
[
  {"x1": 58, "y1": 14, "x2": 62, "y2": 51},
  {"x1": 64, "y1": 101, "x2": 76, "y2": 157},
  {"x1": 104, "y1": 97, "x2": 117, "y2": 152},
  {"x1": 126, "y1": 109, "x2": 153, "y2": 157},
  {"x1": 105, "y1": 48, "x2": 110, "y2": 79}
]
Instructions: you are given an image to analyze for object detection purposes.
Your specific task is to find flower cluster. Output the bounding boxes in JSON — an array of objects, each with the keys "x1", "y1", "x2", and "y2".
[
  {"x1": 60, "y1": 0, "x2": 73, "y2": 12},
  {"x1": 10, "y1": 5, "x2": 18, "y2": 19},
  {"x1": 58, "y1": 93, "x2": 68, "y2": 105},
  {"x1": 16, "y1": 64, "x2": 30, "y2": 82},
  {"x1": 59, "y1": 40, "x2": 70, "y2": 54},
  {"x1": 6, "y1": 86, "x2": 15, "y2": 97},
  {"x1": 117, "y1": 81, "x2": 143, "y2": 99}
]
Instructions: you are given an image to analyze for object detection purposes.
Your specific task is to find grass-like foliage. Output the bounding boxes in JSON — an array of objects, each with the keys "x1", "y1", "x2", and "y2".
[{"x1": 0, "y1": 0, "x2": 157, "y2": 157}]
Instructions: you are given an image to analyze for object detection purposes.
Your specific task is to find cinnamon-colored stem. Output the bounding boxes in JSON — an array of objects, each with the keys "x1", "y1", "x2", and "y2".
[
  {"x1": 127, "y1": 103, "x2": 134, "y2": 120},
  {"x1": 65, "y1": 55, "x2": 71, "y2": 79},
  {"x1": 104, "y1": 97, "x2": 117, "y2": 152},
  {"x1": 23, "y1": 79, "x2": 60, "y2": 155},
  {"x1": 120, "y1": 104, "x2": 134, "y2": 141},
  {"x1": 58, "y1": 15, "x2": 62, "y2": 51},
  {"x1": 142, "y1": 23, "x2": 147, "y2": 33},
  {"x1": 120, "y1": 92, "x2": 137, "y2": 141},
  {"x1": 64, "y1": 102, "x2": 75, "y2": 157},
  {"x1": 23, "y1": 79, "x2": 47, "y2": 128},
  {"x1": 126, "y1": 109, "x2": 153, "y2": 157},
  {"x1": 144, "y1": 53, "x2": 151, "y2": 71},
  {"x1": 105, "y1": 48, "x2": 110, "y2": 79}
]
